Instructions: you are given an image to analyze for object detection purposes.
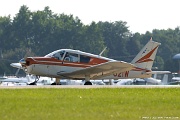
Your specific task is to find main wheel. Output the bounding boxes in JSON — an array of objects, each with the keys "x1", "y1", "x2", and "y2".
[
  {"x1": 28, "y1": 81, "x2": 37, "y2": 85},
  {"x1": 84, "y1": 81, "x2": 92, "y2": 85},
  {"x1": 51, "y1": 82, "x2": 61, "y2": 85}
]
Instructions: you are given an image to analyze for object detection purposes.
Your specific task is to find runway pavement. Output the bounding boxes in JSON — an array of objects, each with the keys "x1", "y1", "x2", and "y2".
[{"x1": 0, "y1": 85, "x2": 180, "y2": 89}]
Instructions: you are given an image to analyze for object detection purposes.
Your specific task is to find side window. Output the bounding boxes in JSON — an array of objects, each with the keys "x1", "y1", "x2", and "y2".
[
  {"x1": 64, "y1": 52, "x2": 79, "y2": 62},
  {"x1": 80, "y1": 55, "x2": 90, "y2": 63}
]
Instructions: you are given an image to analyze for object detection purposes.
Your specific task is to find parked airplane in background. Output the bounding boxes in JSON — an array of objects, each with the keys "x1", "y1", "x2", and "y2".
[
  {"x1": 168, "y1": 73, "x2": 180, "y2": 85},
  {"x1": 116, "y1": 79, "x2": 134, "y2": 85},
  {"x1": 11, "y1": 38, "x2": 161, "y2": 85},
  {"x1": 0, "y1": 75, "x2": 30, "y2": 83},
  {"x1": 115, "y1": 71, "x2": 171, "y2": 85},
  {"x1": 0, "y1": 74, "x2": 55, "y2": 86},
  {"x1": 135, "y1": 71, "x2": 171, "y2": 85}
]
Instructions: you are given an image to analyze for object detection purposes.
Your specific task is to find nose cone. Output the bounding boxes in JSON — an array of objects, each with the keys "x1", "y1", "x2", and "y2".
[{"x1": 10, "y1": 63, "x2": 22, "y2": 69}]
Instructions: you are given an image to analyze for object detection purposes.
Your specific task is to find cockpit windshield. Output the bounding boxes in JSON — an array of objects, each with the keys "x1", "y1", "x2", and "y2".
[
  {"x1": 45, "y1": 49, "x2": 90, "y2": 63},
  {"x1": 45, "y1": 50, "x2": 65, "y2": 60}
]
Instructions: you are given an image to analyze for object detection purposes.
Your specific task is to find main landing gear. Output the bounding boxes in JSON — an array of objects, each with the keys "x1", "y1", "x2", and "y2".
[
  {"x1": 84, "y1": 81, "x2": 92, "y2": 85},
  {"x1": 51, "y1": 78, "x2": 61, "y2": 85},
  {"x1": 50, "y1": 76, "x2": 93, "y2": 85},
  {"x1": 84, "y1": 75, "x2": 92, "y2": 85}
]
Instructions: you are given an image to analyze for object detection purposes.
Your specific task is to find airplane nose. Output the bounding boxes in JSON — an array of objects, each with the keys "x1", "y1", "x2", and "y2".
[{"x1": 19, "y1": 58, "x2": 33, "y2": 68}]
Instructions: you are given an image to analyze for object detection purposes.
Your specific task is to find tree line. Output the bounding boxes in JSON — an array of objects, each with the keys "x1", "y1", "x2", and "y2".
[{"x1": 0, "y1": 5, "x2": 180, "y2": 75}]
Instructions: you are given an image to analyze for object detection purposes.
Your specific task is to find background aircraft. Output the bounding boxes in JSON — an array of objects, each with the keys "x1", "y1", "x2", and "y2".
[
  {"x1": 0, "y1": 74, "x2": 55, "y2": 86},
  {"x1": 168, "y1": 73, "x2": 180, "y2": 85},
  {"x1": 115, "y1": 71, "x2": 171, "y2": 85}
]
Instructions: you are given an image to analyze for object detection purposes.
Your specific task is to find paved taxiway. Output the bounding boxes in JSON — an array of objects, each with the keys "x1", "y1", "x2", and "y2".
[{"x1": 0, "y1": 85, "x2": 180, "y2": 89}]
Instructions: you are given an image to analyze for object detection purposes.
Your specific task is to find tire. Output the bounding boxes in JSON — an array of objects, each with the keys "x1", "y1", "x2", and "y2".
[{"x1": 84, "y1": 81, "x2": 92, "y2": 85}]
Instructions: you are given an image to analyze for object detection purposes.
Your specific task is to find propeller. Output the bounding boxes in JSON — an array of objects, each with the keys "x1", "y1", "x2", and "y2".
[
  {"x1": 10, "y1": 48, "x2": 39, "y2": 84},
  {"x1": 10, "y1": 58, "x2": 26, "y2": 77}
]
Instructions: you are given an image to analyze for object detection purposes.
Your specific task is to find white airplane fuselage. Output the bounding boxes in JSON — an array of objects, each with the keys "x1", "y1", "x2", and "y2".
[
  {"x1": 23, "y1": 39, "x2": 160, "y2": 82},
  {"x1": 26, "y1": 56, "x2": 151, "y2": 80}
]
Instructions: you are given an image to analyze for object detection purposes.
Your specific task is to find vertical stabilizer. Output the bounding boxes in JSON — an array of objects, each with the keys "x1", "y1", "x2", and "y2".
[
  {"x1": 161, "y1": 74, "x2": 169, "y2": 85},
  {"x1": 131, "y1": 39, "x2": 161, "y2": 70}
]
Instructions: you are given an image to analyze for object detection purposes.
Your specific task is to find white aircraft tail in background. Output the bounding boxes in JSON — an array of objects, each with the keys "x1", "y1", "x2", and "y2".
[
  {"x1": 144, "y1": 71, "x2": 171, "y2": 85},
  {"x1": 161, "y1": 74, "x2": 169, "y2": 85}
]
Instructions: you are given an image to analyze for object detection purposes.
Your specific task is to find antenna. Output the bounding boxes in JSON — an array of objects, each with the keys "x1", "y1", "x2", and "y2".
[{"x1": 99, "y1": 47, "x2": 107, "y2": 56}]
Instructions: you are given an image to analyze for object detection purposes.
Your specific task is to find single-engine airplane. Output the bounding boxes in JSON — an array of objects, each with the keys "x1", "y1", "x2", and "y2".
[{"x1": 12, "y1": 38, "x2": 161, "y2": 85}]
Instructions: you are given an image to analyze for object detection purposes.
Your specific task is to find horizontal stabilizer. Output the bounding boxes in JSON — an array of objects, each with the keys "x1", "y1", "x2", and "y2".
[{"x1": 146, "y1": 71, "x2": 171, "y2": 74}]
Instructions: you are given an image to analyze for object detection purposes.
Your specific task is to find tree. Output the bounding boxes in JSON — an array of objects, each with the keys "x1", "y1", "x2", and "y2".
[
  {"x1": 97, "y1": 21, "x2": 130, "y2": 60},
  {"x1": 12, "y1": 5, "x2": 32, "y2": 49},
  {"x1": 1, "y1": 5, "x2": 180, "y2": 75},
  {"x1": 126, "y1": 33, "x2": 142, "y2": 62},
  {"x1": 78, "y1": 22, "x2": 105, "y2": 54},
  {"x1": 0, "y1": 16, "x2": 12, "y2": 51}
]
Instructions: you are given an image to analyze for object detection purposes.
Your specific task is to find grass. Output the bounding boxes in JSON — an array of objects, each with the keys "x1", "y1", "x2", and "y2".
[{"x1": 0, "y1": 88, "x2": 180, "y2": 120}]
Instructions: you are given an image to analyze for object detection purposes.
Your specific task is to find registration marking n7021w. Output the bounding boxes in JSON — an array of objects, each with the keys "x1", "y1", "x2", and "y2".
[{"x1": 113, "y1": 71, "x2": 129, "y2": 77}]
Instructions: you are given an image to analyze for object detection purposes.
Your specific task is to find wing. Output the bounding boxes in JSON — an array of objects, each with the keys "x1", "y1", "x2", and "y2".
[{"x1": 59, "y1": 61, "x2": 135, "y2": 79}]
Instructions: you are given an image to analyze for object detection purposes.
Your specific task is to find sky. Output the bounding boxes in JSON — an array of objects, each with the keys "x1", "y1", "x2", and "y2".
[{"x1": 0, "y1": 0, "x2": 180, "y2": 34}]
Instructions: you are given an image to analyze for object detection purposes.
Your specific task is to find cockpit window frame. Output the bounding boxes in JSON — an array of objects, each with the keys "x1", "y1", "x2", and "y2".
[{"x1": 45, "y1": 49, "x2": 91, "y2": 64}]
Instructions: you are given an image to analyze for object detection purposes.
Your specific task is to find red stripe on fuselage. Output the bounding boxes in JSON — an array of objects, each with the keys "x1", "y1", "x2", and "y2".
[
  {"x1": 131, "y1": 67, "x2": 151, "y2": 72},
  {"x1": 25, "y1": 57, "x2": 109, "y2": 68}
]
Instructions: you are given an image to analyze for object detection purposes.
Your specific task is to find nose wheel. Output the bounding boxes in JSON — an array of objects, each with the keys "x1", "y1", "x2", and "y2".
[{"x1": 28, "y1": 76, "x2": 39, "y2": 85}]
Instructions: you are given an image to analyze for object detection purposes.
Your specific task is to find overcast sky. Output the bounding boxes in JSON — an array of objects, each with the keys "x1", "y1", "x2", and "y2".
[{"x1": 0, "y1": 0, "x2": 179, "y2": 34}]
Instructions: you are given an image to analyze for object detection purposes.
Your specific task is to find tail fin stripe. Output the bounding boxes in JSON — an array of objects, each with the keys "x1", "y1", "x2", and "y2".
[
  {"x1": 135, "y1": 46, "x2": 159, "y2": 63},
  {"x1": 136, "y1": 59, "x2": 153, "y2": 63}
]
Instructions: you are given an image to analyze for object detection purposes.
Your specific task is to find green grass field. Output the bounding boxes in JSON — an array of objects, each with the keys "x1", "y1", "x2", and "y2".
[{"x1": 0, "y1": 88, "x2": 180, "y2": 120}]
